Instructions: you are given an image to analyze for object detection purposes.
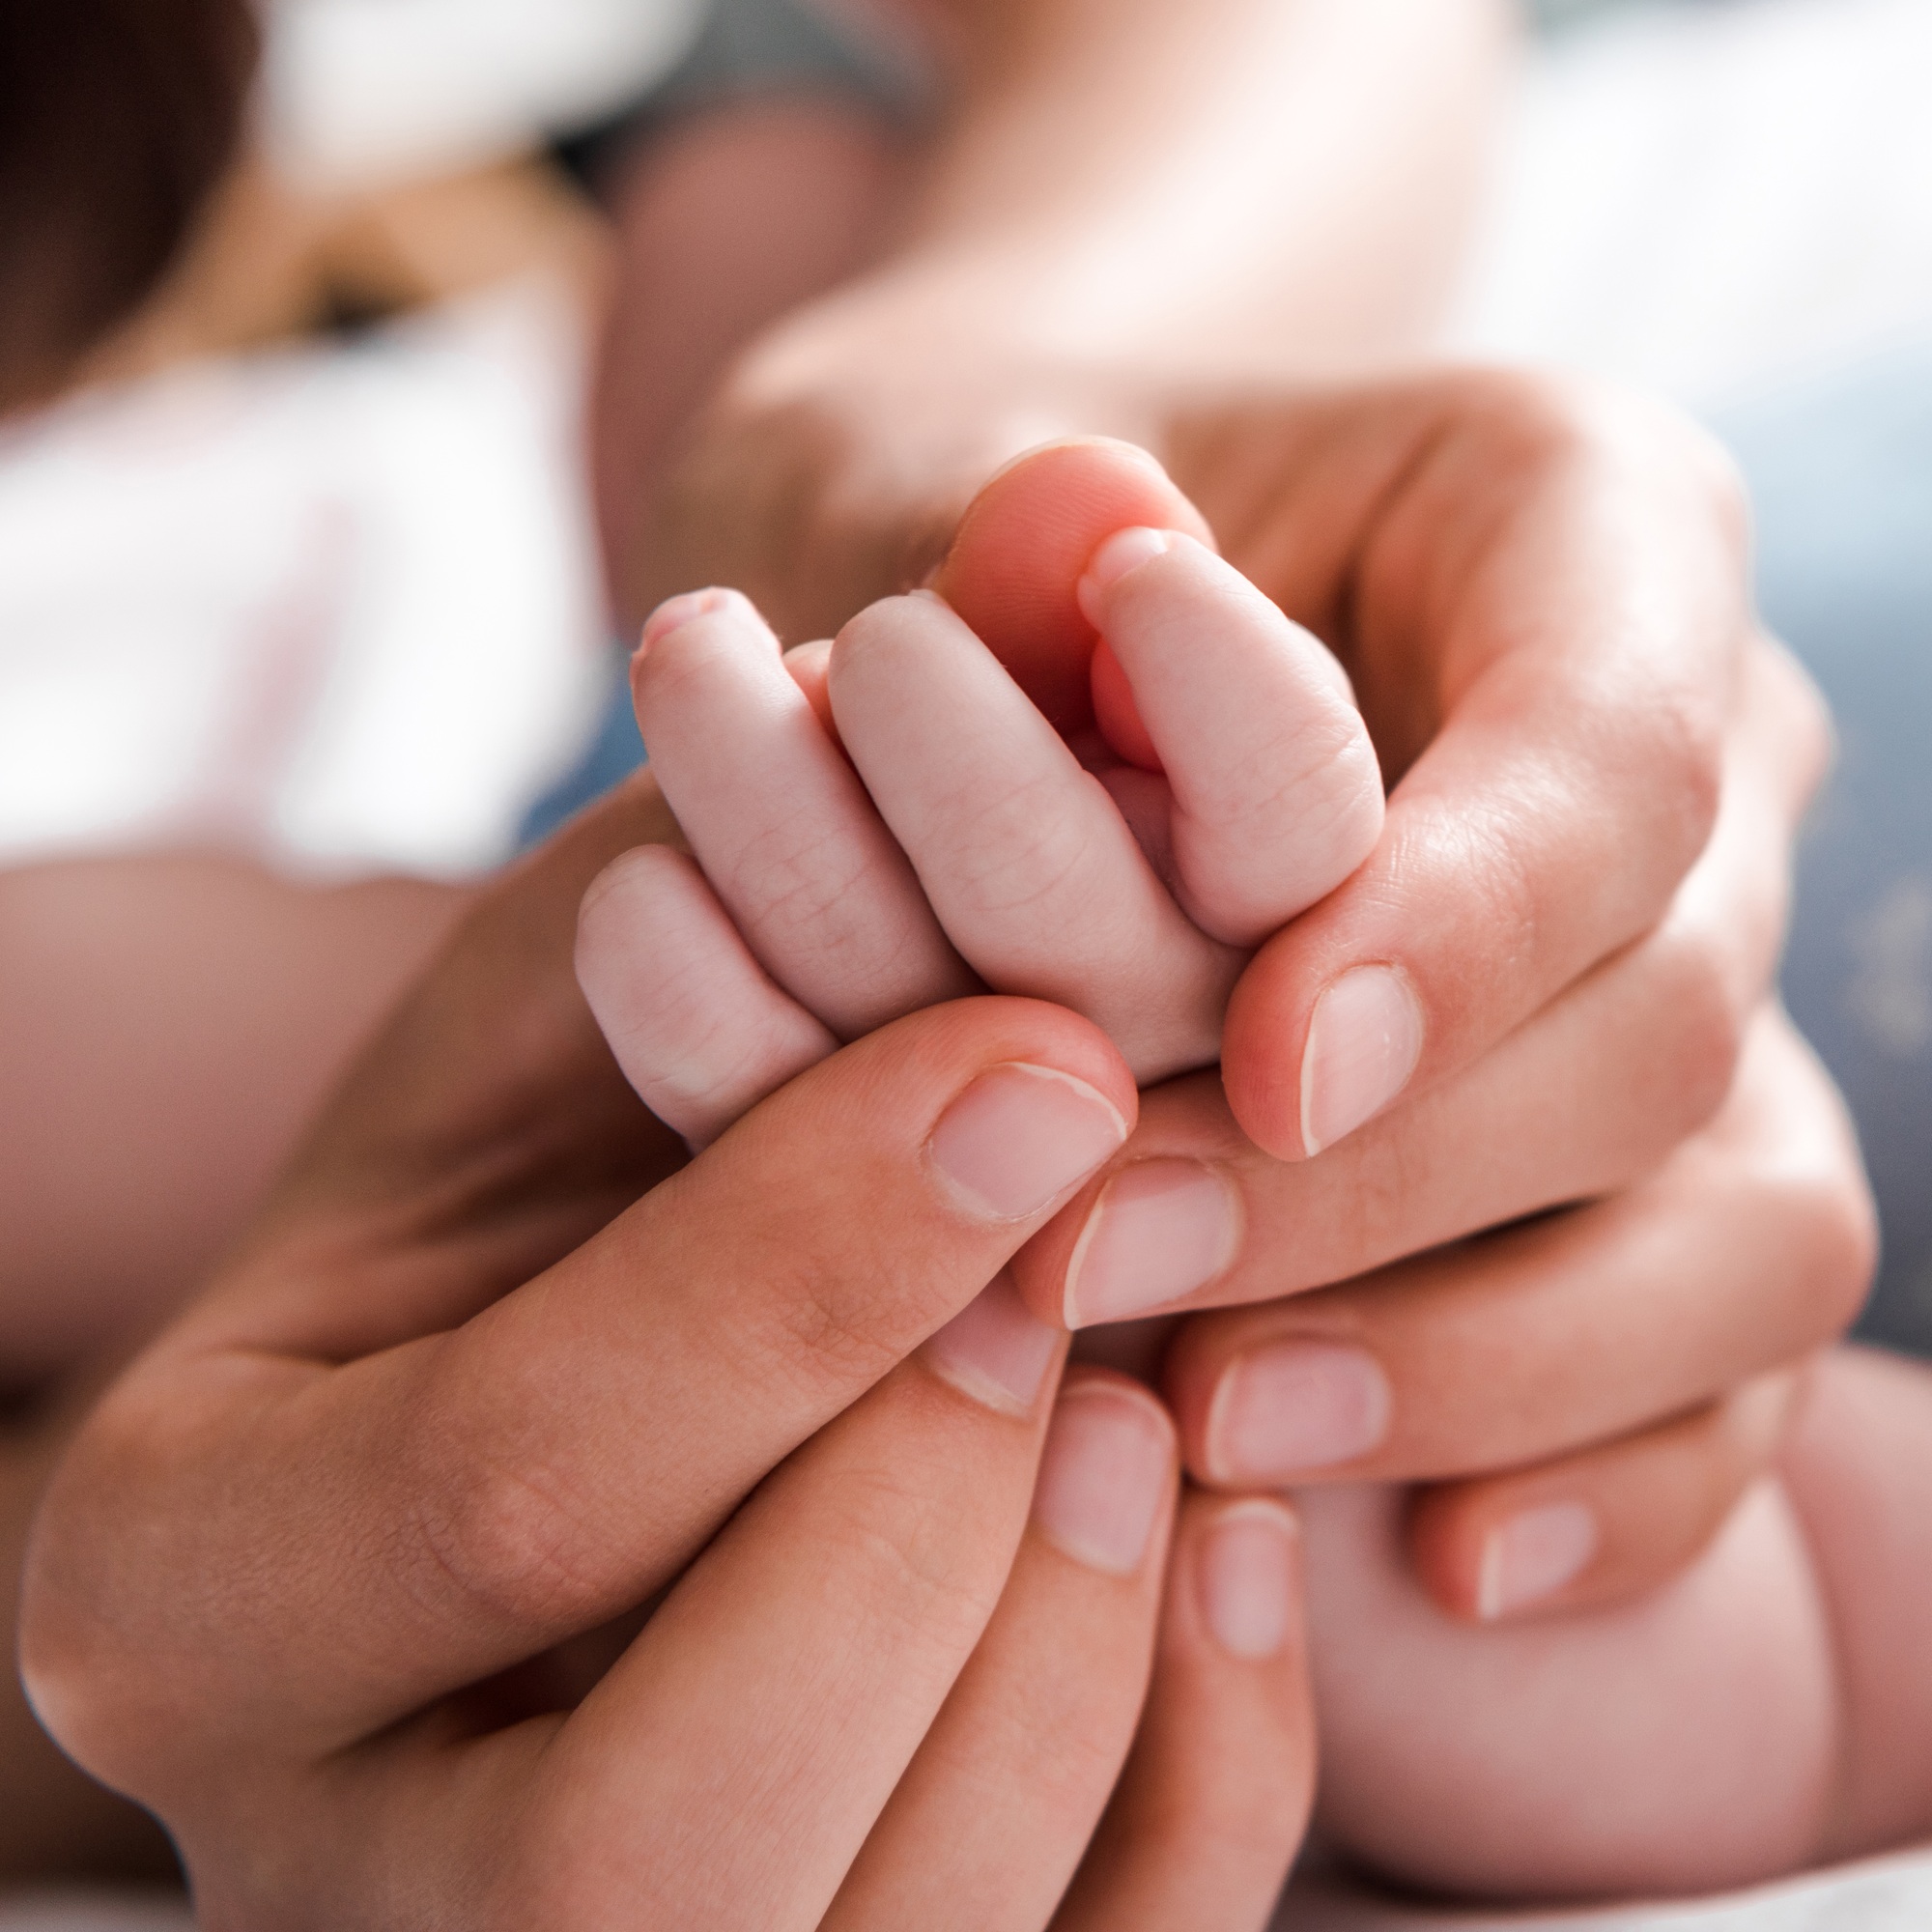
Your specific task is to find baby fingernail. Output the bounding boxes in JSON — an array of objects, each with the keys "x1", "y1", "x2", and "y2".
[
  {"x1": 1208, "y1": 1340, "x2": 1391, "y2": 1480},
  {"x1": 1033, "y1": 1384, "x2": 1174, "y2": 1576},
  {"x1": 1076, "y1": 527, "x2": 1179, "y2": 624},
  {"x1": 930, "y1": 1064, "x2": 1127, "y2": 1222},
  {"x1": 1063, "y1": 1159, "x2": 1241, "y2": 1327},
  {"x1": 1197, "y1": 1500, "x2": 1300, "y2": 1660},
  {"x1": 638, "y1": 587, "x2": 736, "y2": 654},
  {"x1": 1299, "y1": 965, "x2": 1424, "y2": 1156},
  {"x1": 923, "y1": 1273, "x2": 1063, "y2": 1417},
  {"x1": 1478, "y1": 1502, "x2": 1599, "y2": 1620}
]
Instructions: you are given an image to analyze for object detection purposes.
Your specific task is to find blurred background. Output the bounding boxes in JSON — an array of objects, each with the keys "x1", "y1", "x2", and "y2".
[
  {"x1": 2, "y1": 0, "x2": 1931, "y2": 1921},
  {"x1": 3, "y1": 0, "x2": 1931, "y2": 1461},
  {"x1": 2, "y1": 0, "x2": 1930, "y2": 1451}
]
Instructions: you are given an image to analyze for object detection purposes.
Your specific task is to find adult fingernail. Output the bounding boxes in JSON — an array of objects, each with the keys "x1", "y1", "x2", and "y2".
[
  {"x1": 1477, "y1": 1502, "x2": 1599, "y2": 1620},
  {"x1": 1299, "y1": 965, "x2": 1424, "y2": 1156},
  {"x1": 1197, "y1": 1500, "x2": 1300, "y2": 1660},
  {"x1": 638, "y1": 586, "x2": 736, "y2": 654},
  {"x1": 1063, "y1": 1158, "x2": 1240, "y2": 1327},
  {"x1": 1207, "y1": 1340, "x2": 1391, "y2": 1481},
  {"x1": 923, "y1": 1273, "x2": 1063, "y2": 1417},
  {"x1": 1076, "y1": 526, "x2": 1179, "y2": 625},
  {"x1": 929, "y1": 1064, "x2": 1127, "y2": 1223},
  {"x1": 1032, "y1": 1384, "x2": 1174, "y2": 1576}
]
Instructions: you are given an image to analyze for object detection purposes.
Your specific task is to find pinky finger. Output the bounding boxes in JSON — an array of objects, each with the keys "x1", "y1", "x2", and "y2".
[
  {"x1": 1407, "y1": 1368, "x2": 1808, "y2": 1624},
  {"x1": 576, "y1": 843, "x2": 835, "y2": 1147},
  {"x1": 1054, "y1": 1492, "x2": 1315, "y2": 1932}
]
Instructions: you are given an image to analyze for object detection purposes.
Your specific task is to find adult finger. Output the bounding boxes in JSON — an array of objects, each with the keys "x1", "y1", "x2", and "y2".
[
  {"x1": 496, "y1": 1353, "x2": 1094, "y2": 1929},
  {"x1": 830, "y1": 590, "x2": 1241, "y2": 1083},
  {"x1": 1406, "y1": 1369, "x2": 1807, "y2": 1623},
  {"x1": 32, "y1": 1004, "x2": 1134, "y2": 1774},
  {"x1": 1053, "y1": 1491, "x2": 1314, "y2": 1932},
  {"x1": 1157, "y1": 1009, "x2": 1872, "y2": 1492},
  {"x1": 1016, "y1": 635, "x2": 1832, "y2": 1333},
  {"x1": 1206, "y1": 375, "x2": 1776, "y2": 1158},
  {"x1": 630, "y1": 586, "x2": 974, "y2": 1037},
  {"x1": 161, "y1": 1303, "x2": 1080, "y2": 1926},
  {"x1": 824, "y1": 1375, "x2": 1178, "y2": 1932}
]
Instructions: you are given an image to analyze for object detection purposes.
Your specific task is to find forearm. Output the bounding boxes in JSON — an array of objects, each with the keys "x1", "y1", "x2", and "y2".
[{"x1": 820, "y1": 0, "x2": 1513, "y2": 369}]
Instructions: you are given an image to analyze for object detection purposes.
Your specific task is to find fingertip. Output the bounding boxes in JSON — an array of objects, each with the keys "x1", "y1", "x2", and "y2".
[
  {"x1": 1188, "y1": 1494, "x2": 1304, "y2": 1662},
  {"x1": 932, "y1": 440, "x2": 1211, "y2": 733},
  {"x1": 637, "y1": 585, "x2": 760, "y2": 660}
]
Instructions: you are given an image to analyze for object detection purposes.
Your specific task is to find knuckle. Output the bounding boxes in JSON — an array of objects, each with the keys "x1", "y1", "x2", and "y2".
[
  {"x1": 817, "y1": 1466, "x2": 1004, "y2": 1649},
  {"x1": 1648, "y1": 928, "x2": 1749, "y2": 1140},
  {"x1": 760, "y1": 1253, "x2": 914, "y2": 1396},
  {"x1": 405, "y1": 1447, "x2": 608, "y2": 1637}
]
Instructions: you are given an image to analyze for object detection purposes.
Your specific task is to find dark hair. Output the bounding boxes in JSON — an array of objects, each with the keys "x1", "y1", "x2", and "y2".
[{"x1": 0, "y1": 0, "x2": 260, "y2": 408}]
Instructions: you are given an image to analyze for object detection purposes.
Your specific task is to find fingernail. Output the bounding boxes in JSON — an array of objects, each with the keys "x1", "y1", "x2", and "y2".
[
  {"x1": 923, "y1": 1273, "x2": 1063, "y2": 1417},
  {"x1": 1477, "y1": 1502, "x2": 1599, "y2": 1620},
  {"x1": 1299, "y1": 965, "x2": 1424, "y2": 1156},
  {"x1": 1032, "y1": 1384, "x2": 1174, "y2": 1576},
  {"x1": 1076, "y1": 526, "x2": 1179, "y2": 626},
  {"x1": 1063, "y1": 1158, "x2": 1241, "y2": 1327},
  {"x1": 929, "y1": 1064, "x2": 1128, "y2": 1223},
  {"x1": 638, "y1": 586, "x2": 737, "y2": 654},
  {"x1": 1197, "y1": 1500, "x2": 1300, "y2": 1660},
  {"x1": 1207, "y1": 1340, "x2": 1391, "y2": 1481}
]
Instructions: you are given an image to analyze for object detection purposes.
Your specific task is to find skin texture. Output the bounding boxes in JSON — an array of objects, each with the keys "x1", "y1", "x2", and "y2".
[
  {"x1": 0, "y1": 855, "x2": 468, "y2": 1881},
  {"x1": 0, "y1": 0, "x2": 1507, "y2": 1874},
  {"x1": 592, "y1": 435, "x2": 1902, "y2": 1897},
  {"x1": 598, "y1": 430, "x2": 1872, "y2": 1623},
  {"x1": 21, "y1": 780, "x2": 1317, "y2": 1930},
  {"x1": 605, "y1": 0, "x2": 1511, "y2": 631}
]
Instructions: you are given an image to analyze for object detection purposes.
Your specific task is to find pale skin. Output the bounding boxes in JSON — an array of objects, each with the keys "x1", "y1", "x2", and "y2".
[
  {"x1": 21, "y1": 782, "x2": 1322, "y2": 1931},
  {"x1": 0, "y1": 0, "x2": 1892, "y2": 1901},
  {"x1": 0, "y1": 0, "x2": 1509, "y2": 1875},
  {"x1": 590, "y1": 432, "x2": 1932, "y2": 1898},
  {"x1": 14, "y1": 391, "x2": 1891, "y2": 1918}
]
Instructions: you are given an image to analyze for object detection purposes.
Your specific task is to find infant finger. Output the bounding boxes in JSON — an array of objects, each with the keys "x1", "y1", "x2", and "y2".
[
  {"x1": 1406, "y1": 1371, "x2": 1806, "y2": 1623},
  {"x1": 1078, "y1": 529, "x2": 1384, "y2": 947},
  {"x1": 830, "y1": 590, "x2": 1241, "y2": 1084},
  {"x1": 824, "y1": 1375, "x2": 1177, "y2": 1932},
  {"x1": 633, "y1": 587, "x2": 974, "y2": 1037},
  {"x1": 577, "y1": 844, "x2": 835, "y2": 1147},
  {"x1": 1053, "y1": 1492, "x2": 1314, "y2": 1932}
]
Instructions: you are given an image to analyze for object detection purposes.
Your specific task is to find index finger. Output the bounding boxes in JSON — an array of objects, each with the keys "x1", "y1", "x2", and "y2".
[{"x1": 1200, "y1": 373, "x2": 1747, "y2": 1158}]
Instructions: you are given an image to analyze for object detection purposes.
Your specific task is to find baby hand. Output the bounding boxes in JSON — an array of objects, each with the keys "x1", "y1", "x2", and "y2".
[{"x1": 580, "y1": 440, "x2": 1383, "y2": 1149}]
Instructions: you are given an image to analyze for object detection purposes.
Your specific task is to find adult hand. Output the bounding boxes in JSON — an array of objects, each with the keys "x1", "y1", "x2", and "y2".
[
  {"x1": 1043, "y1": 378, "x2": 1876, "y2": 1618},
  {"x1": 607, "y1": 386, "x2": 1876, "y2": 1624},
  {"x1": 20, "y1": 782, "x2": 1313, "y2": 1929}
]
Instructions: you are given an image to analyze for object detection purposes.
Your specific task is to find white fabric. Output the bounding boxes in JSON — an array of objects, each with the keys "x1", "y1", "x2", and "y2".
[
  {"x1": 1447, "y1": 0, "x2": 1932, "y2": 410},
  {"x1": 0, "y1": 278, "x2": 607, "y2": 880},
  {"x1": 263, "y1": 0, "x2": 707, "y2": 189},
  {"x1": 1276, "y1": 1844, "x2": 1932, "y2": 1930}
]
